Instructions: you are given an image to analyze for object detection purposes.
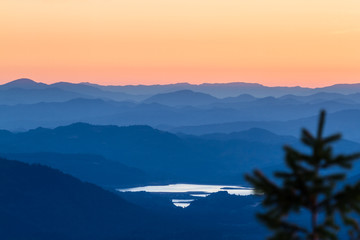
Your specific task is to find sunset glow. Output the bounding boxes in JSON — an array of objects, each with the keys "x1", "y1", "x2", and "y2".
[{"x1": 1, "y1": 0, "x2": 360, "y2": 87}]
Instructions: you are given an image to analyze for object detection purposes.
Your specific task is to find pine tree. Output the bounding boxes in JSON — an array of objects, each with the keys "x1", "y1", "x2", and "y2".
[{"x1": 246, "y1": 111, "x2": 360, "y2": 240}]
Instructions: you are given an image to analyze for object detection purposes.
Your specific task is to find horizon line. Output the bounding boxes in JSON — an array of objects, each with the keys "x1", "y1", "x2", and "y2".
[{"x1": 2, "y1": 77, "x2": 360, "y2": 89}]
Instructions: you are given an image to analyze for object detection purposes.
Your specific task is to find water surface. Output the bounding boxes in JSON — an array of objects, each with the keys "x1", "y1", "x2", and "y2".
[
  {"x1": 118, "y1": 184, "x2": 253, "y2": 195},
  {"x1": 117, "y1": 184, "x2": 254, "y2": 208}
]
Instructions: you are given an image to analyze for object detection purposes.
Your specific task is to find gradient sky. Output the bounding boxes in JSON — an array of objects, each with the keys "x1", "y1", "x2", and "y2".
[{"x1": 0, "y1": 0, "x2": 359, "y2": 87}]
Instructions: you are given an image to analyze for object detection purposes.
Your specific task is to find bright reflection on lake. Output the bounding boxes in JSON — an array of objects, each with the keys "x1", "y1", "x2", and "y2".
[
  {"x1": 117, "y1": 184, "x2": 254, "y2": 208},
  {"x1": 190, "y1": 194, "x2": 209, "y2": 198},
  {"x1": 117, "y1": 184, "x2": 253, "y2": 196},
  {"x1": 172, "y1": 199, "x2": 194, "y2": 208}
]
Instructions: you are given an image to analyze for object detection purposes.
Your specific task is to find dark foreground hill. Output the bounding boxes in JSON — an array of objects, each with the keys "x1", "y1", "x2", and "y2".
[
  {"x1": 0, "y1": 156, "x2": 273, "y2": 239},
  {"x1": 0, "y1": 158, "x2": 228, "y2": 240},
  {"x1": 0, "y1": 152, "x2": 151, "y2": 187},
  {"x1": 0, "y1": 158, "x2": 156, "y2": 240}
]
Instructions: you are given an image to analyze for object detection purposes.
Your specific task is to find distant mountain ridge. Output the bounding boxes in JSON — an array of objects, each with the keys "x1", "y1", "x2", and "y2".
[
  {"x1": 0, "y1": 78, "x2": 142, "y2": 104},
  {"x1": 144, "y1": 90, "x2": 219, "y2": 106},
  {"x1": 199, "y1": 128, "x2": 297, "y2": 145},
  {"x1": 0, "y1": 79, "x2": 313, "y2": 98},
  {"x1": 3, "y1": 79, "x2": 360, "y2": 134},
  {"x1": 2, "y1": 93, "x2": 360, "y2": 131},
  {"x1": 3, "y1": 78, "x2": 360, "y2": 99},
  {"x1": 171, "y1": 109, "x2": 360, "y2": 144},
  {"x1": 0, "y1": 78, "x2": 48, "y2": 90}
]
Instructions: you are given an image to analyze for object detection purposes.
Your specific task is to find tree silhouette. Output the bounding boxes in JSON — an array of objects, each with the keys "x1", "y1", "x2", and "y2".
[{"x1": 246, "y1": 111, "x2": 360, "y2": 240}]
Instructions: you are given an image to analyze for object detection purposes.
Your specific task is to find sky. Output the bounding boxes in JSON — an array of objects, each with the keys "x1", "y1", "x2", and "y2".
[{"x1": 0, "y1": 0, "x2": 359, "y2": 87}]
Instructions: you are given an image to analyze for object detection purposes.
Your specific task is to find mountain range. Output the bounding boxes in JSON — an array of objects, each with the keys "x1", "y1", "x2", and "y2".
[
  {"x1": 3, "y1": 79, "x2": 360, "y2": 132},
  {"x1": 171, "y1": 109, "x2": 360, "y2": 143},
  {"x1": 1, "y1": 123, "x2": 359, "y2": 186},
  {"x1": 3, "y1": 89, "x2": 360, "y2": 132},
  {"x1": 4, "y1": 78, "x2": 360, "y2": 105},
  {"x1": 2, "y1": 78, "x2": 360, "y2": 239}
]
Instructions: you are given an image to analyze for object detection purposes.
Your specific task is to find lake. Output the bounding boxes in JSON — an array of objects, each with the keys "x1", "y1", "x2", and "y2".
[{"x1": 117, "y1": 184, "x2": 254, "y2": 208}]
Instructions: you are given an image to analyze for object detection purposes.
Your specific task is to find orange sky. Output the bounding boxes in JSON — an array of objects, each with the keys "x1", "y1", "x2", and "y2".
[{"x1": 0, "y1": 0, "x2": 359, "y2": 87}]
